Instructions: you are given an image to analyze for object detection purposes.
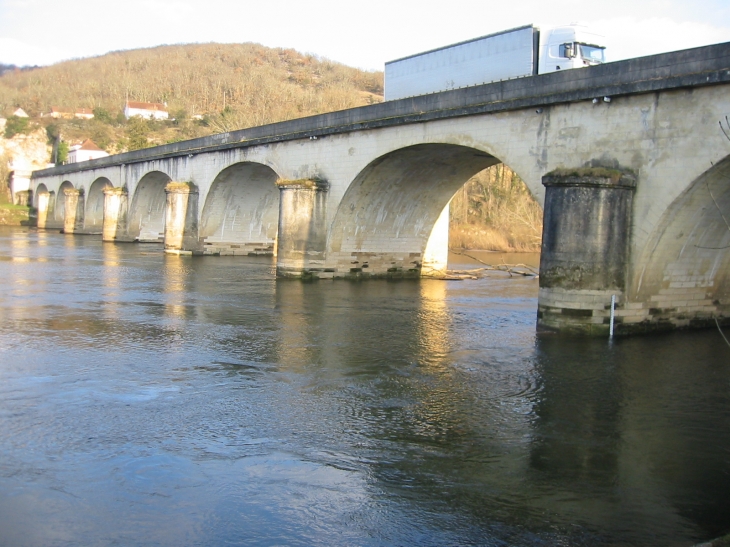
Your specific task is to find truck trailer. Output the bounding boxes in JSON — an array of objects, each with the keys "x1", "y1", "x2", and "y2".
[{"x1": 384, "y1": 24, "x2": 606, "y2": 101}]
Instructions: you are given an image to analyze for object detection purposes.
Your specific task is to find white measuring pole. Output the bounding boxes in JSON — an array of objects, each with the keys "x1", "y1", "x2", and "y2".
[{"x1": 609, "y1": 294, "x2": 616, "y2": 338}]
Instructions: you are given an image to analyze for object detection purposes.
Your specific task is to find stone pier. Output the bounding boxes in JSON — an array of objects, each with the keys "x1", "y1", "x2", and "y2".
[
  {"x1": 164, "y1": 182, "x2": 200, "y2": 254},
  {"x1": 62, "y1": 188, "x2": 85, "y2": 234},
  {"x1": 537, "y1": 169, "x2": 636, "y2": 335},
  {"x1": 102, "y1": 187, "x2": 129, "y2": 241},
  {"x1": 275, "y1": 179, "x2": 329, "y2": 278},
  {"x1": 36, "y1": 192, "x2": 50, "y2": 229}
]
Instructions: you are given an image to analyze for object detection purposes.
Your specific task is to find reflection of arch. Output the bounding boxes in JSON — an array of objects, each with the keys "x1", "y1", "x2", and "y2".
[
  {"x1": 128, "y1": 171, "x2": 171, "y2": 241},
  {"x1": 54, "y1": 181, "x2": 75, "y2": 223},
  {"x1": 632, "y1": 154, "x2": 730, "y2": 317},
  {"x1": 86, "y1": 177, "x2": 113, "y2": 230},
  {"x1": 327, "y1": 144, "x2": 504, "y2": 273},
  {"x1": 200, "y1": 162, "x2": 280, "y2": 255}
]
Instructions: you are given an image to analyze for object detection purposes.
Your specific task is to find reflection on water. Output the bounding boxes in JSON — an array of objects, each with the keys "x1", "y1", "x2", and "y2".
[{"x1": 0, "y1": 227, "x2": 728, "y2": 546}]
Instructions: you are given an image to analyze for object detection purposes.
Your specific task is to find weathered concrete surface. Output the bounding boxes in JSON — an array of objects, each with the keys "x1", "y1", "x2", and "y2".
[
  {"x1": 276, "y1": 179, "x2": 329, "y2": 278},
  {"x1": 164, "y1": 182, "x2": 200, "y2": 254},
  {"x1": 538, "y1": 171, "x2": 636, "y2": 334},
  {"x1": 102, "y1": 187, "x2": 128, "y2": 242},
  {"x1": 29, "y1": 41, "x2": 730, "y2": 334},
  {"x1": 62, "y1": 188, "x2": 84, "y2": 234}
]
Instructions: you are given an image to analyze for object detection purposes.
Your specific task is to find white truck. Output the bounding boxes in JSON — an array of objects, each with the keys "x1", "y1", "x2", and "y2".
[{"x1": 384, "y1": 24, "x2": 606, "y2": 101}]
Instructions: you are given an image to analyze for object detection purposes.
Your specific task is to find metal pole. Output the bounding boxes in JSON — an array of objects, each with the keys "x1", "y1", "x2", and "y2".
[{"x1": 609, "y1": 294, "x2": 616, "y2": 338}]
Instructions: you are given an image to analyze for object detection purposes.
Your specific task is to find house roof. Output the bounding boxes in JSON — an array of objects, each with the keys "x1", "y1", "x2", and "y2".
[
  {"x1": 76, "y1": 108, "x2": 94, "y2": 115},
  {"x1": 125, "y1": 101, "x2": 167, "y2": 112},
  {"x1": 13, "y1": 108, "x2": 28, "y2": 117},
  {"x1": 77, "y1": 139, "x2": 104, "y2": 152},
  {"x1": 50, "y1": 106, "x2": 71, "y2": 113}
]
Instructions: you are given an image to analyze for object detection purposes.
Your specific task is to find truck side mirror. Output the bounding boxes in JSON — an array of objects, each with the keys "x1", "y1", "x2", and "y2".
[{"x1": 564, "y1": 44, "x2": 575, "y2": 58}]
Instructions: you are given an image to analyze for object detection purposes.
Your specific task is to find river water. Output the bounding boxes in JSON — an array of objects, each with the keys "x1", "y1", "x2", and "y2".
[{"x1": 0, "y1": 227, "x2": 728, "y2": 546}]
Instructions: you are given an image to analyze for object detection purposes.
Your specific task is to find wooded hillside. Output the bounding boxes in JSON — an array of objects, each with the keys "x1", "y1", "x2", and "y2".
[{"x1": 0, "y1": 42, "x2": 384, "y2": 149}]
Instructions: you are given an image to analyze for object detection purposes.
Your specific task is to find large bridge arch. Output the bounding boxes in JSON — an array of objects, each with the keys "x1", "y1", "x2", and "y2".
[
  {"x1": 199, "y1": 162, "x2": 280, "y2": 255},
  {"x1": 128, "y1": 171, "x2": 171, "y2": 242},
  {"x1": 85, "y1": 177, "x2": 113, "y2": 231},
  {"x1": 325, "y1": 143, "x2": 521, "y2": 275},
  {"x1": 629, "y1": 153, "x2": 730, "y2": 327}
]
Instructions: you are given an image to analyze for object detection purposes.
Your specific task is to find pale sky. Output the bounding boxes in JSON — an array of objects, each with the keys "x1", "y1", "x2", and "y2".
[{"x1": 1, "y1": 0, "x2": 729, "y2": 70}]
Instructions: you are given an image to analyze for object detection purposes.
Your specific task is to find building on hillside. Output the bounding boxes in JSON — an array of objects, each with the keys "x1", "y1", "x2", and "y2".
[
  {"x1": 124, "y1": 101, "x2": 168, "y2": 120},
  {"x1": 49, "y1": 107, "x2": 95, "y2": 120},
  {"x1": 50, "y1": 107, "x2": 74, "y2": 119},
  {"x1": 75, "y1": 108, "x2": 94, "y2": 120},
  {"x1": 12, "y1": 108, "x2": 29, "y2": 118},
  {"x1": 67, "y1": 139, "x2": 109, "y2": 163}
]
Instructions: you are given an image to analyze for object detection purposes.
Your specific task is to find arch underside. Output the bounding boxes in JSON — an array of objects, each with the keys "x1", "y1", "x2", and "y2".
[
  {"x1": 128, "y1": 172, "x2": 171, "y2": 241},
  {"x1": 53, "y1": 181, "x2": 75, "y2": 227},
  {"x1": 199, "y1": 163, "x2": 279, "y2": 256},
  {"x1": 631, "y1": 155, "x2": 730, "y2": 329},
  {"x1": 326, "y1": 144, "x2": 501, "y2": 275},
  {"x1": 33, "y1": 184, "x2": 48, "y2": 208},
  {"x1": 85, "y1": 178, "x2": 112, "y2": 231}
]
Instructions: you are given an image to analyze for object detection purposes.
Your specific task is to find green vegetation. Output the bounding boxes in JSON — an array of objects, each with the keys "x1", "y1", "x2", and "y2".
[
  {"x1": 275, "y1": 177, "x2": 327, "y2": 189},
  {"x1": 4, "y1": 115, "x2": 30, "y2": 138},
  {"x1": 0, "y1": 154, "x2": 34, "y2": 225},
  {"x1": 545, "y1": 166, "x2": 632, "y2": 183},
  {"x1": 126, "y1": 117, "x2": 150, "y2": 151}
]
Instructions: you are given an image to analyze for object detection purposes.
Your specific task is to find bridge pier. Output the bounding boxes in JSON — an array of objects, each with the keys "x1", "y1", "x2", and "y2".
[
  {"x1": 164, "y1": 182, "x2": 200, "y2": 255},
  {"x1": 36, "y1": 192, "x2": 50, "y2": 229},
  {"x1": 275, "y1": 179, "x2": 329, "y2": 278},
  {"x1": 102, "y1": 187, "x2": 129, "y2": 241},
  {"x1": 537, "y1": 170, "x2": 636, "y2": 335},
  {"x1": 62, "y1": 188, "x2": 85, "y2": 234}
]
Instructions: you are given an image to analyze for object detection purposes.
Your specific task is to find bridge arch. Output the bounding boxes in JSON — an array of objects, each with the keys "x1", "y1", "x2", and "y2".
[
  {"x1": 54, "y1": 181, "x2": 75, "y2": 224},
  {"x1": 33, "y1": 183, "x2": 49, "y2": 208},
  {"x1": 128, "y1": 171, "x2": 171, "y2": 241},
  {"x1": 327, "y1": 143, "x2": 522, "y2": 275},
  {"x1": 631, "y1": 153, "x2": 730, "y2": 323},
  {"x1": 86, "y1": 177, "x2": 113, "y2": 231},
  {"x1": 199, "y1": 162, "x2": 280, "y2": 255}
]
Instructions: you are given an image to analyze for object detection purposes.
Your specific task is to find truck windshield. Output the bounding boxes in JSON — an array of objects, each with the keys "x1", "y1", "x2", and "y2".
[{"x1": 578, "y1": 44, "x2": 605, "y2": 63}]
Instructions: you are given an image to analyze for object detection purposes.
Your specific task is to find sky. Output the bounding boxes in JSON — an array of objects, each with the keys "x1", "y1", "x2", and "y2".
[{"x1": 1, "y1": 0, "x2": 729, "y2": 70}]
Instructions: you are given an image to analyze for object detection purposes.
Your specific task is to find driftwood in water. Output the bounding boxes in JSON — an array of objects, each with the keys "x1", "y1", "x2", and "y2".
[{"x1": 447, "y1": 251, "x2": 539, "y2": 280}]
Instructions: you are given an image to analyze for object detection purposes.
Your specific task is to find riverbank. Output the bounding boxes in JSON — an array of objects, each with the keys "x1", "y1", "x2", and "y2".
[{"x1": 0, "y1": 200, "x2": 34, "y2": 226}]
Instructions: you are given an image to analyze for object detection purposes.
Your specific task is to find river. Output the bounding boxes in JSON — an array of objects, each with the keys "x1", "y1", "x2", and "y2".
[{"x1": 0, "y1": 227, "x2": 728, "y2": 546}]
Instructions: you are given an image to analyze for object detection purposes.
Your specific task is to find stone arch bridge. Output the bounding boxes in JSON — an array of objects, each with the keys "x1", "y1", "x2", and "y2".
[{"x1": 31, "y1": 43, "x2": 730, "y2": 335}]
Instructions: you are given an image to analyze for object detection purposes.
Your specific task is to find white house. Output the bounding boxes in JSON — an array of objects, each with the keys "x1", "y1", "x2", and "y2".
[
  {"x1": 124, "y1": 101, "x2": 168, "y2": 120},
  {"x1": 67, "y1": 139, "x2": 109, "y2": 163},
  {"x1": 12, "y1": 108, "x2": 29, "y2": 118}
]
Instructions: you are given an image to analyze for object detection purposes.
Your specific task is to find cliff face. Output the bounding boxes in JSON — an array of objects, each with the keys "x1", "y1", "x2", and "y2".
[{"x1": 0, "y1": 124, "x2": 51, "y2": 172}]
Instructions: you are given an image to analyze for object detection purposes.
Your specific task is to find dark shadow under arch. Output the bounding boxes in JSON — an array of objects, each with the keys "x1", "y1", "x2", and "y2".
[
  {"x1": 54, "y1": 181, "x2": 75, "y2": 224},
  {"x1": 632, "y1": 154, "x2": 730, "y2": 318},
  {"x1": 200, "y1": 162, "x2": 280, "y2": 255},
  {"x1": 128, "y1": 171, "x2": 171, "y2": 241},
  {"x1": 327, "y1": 143, "x2": 513, "y2": 274},
  {"x1": 85, "y1": 177, "x2": 113, "y2": 230}
]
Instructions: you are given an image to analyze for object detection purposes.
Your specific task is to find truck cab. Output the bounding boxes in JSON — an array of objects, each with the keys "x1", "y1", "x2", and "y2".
[{"x1": 537, "y1": 25, "x2": 606, "y2": 74}]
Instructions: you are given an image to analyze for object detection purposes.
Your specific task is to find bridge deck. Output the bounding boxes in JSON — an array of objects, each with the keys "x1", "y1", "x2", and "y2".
[{"x1": 33, "y1": 41, "x2": 730, "y2": 180}]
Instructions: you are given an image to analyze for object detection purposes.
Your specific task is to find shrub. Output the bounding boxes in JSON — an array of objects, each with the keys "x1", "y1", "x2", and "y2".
[{"x1": 4, "y1": 115, "x2": 30, "y2": 138}]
